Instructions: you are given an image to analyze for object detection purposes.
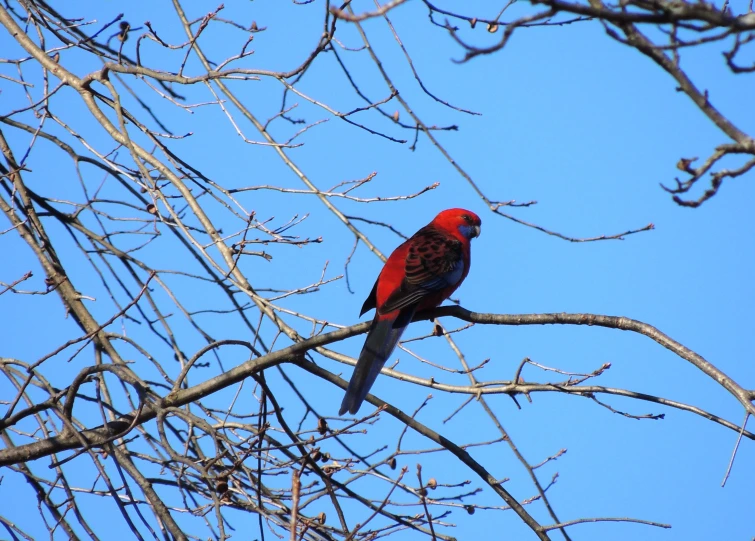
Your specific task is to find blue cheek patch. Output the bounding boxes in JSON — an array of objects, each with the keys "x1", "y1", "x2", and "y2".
[{"x1": 458, "y1": 224, "x2": 479, "y2": 239}]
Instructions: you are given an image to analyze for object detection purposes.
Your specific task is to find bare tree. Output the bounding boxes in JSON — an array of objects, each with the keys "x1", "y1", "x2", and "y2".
[{"x1": 0, "y1": 1, "x2": 752, "y2": 540}]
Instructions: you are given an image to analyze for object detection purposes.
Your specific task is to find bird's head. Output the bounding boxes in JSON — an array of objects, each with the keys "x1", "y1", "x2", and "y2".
[{"x1": 432, "y1": 208, "x2": 481, "y2": 240}]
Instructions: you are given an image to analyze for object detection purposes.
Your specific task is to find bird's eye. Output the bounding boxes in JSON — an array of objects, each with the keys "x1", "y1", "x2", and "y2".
[{"x1": 462, "y1": 215, "x2": 472, "y2": 223}]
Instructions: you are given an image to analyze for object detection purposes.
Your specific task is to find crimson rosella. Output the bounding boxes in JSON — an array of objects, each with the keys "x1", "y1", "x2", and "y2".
[{"x1": 339, "y1": 208, "x2": 481, "y2": 415}]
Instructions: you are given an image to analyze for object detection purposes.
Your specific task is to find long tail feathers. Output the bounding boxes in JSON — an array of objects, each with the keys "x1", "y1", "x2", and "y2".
[{"x1": 339, "y1": 309, "x2": 414, "y2": 415}]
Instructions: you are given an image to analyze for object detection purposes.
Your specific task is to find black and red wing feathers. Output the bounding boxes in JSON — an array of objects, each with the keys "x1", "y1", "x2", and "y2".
[
  {"x1": 378, "y1": 227, "x2": 464, "y2": 314},
  {"x1": 360, "y1": 278, "x2": 379, "y2": 316}
]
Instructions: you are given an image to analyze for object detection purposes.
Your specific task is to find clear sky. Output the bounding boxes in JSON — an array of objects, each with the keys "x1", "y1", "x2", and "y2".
[{"x1": 1, "y1": 1, "x2": 753, "y2": 540}]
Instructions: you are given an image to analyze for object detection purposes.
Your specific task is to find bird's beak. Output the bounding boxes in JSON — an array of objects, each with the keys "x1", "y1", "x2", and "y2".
[{"x1": 473, "y1": 225, "x2": 481, "y2": 238}]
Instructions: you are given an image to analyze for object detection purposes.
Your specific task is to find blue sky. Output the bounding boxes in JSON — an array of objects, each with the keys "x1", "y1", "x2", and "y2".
[{"x1": 1, "y1": 1, "x2": 753, "y2": 540}]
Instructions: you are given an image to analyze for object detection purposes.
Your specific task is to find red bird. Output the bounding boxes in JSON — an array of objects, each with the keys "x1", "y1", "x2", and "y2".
[{"x1": 339, "y1": 208, "x2": 481, "y2": 415}]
